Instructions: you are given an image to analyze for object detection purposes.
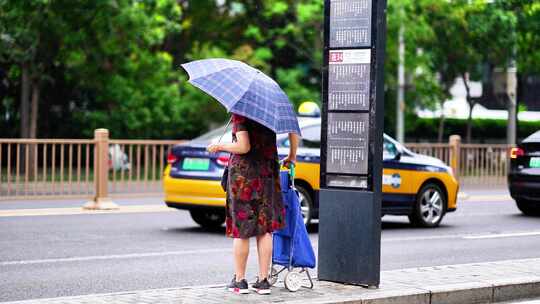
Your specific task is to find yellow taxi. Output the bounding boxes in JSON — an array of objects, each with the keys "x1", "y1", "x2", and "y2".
[{"x1": 164, "y1": 110, "x2": 458, "y2": 228}]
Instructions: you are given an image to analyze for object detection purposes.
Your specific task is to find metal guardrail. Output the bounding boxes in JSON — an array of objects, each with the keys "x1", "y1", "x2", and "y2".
[
  {"x1": 0, "y1": 131, "x2": 185, "y2": 202},
  {"x1": 0, "y1": 139, "x2": 95, "y2": 199},
  {"x1": 1, "y1": 132, "x2": 510, "y2": 202},
  {"x1": 405, "y1": 137, "x2": 511, "y2": 186},
  {"x1": 459, "y1": 144, "x2": 510, "y2": 186},
  {"x1": 108, "y1": 139, "x2": 182, "y2": 194}
]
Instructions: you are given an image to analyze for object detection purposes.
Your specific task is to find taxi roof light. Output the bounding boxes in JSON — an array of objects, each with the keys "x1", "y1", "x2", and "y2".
[{"x1": 298, "y1": 101, "x2": 321, "y2": 117}]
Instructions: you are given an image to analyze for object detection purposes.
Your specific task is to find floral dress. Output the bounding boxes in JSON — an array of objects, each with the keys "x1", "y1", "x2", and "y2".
[{"x1": 225, "y1": 114, "x2": 285, "y2": 239}]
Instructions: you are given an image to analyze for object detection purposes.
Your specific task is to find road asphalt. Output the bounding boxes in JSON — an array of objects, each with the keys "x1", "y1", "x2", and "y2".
[{"x1": 1, "y1": 188, "x2": 539, "y2": 302}]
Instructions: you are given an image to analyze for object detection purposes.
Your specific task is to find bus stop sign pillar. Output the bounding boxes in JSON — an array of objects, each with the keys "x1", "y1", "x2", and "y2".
[{"x1": 318, "y1": 0, "x2": 387, "y2": 287}]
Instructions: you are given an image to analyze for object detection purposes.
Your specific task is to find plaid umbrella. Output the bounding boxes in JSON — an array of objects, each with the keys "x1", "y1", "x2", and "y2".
[{"x1": 181, "y1": 58, "x2": 301, "y2": 135}]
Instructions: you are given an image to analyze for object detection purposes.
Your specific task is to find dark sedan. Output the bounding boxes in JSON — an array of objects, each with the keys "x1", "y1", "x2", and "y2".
[{"x1": 508, "y1": 130, "x2": 540, "y2": 215}]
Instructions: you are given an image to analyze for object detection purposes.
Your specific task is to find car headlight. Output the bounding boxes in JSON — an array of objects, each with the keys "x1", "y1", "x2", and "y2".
[{"x1": 447, "y1": 166, "x2": 455, "y2": 177}]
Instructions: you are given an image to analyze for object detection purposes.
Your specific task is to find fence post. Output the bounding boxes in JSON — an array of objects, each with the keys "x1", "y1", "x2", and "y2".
[
  {"x1": 449, "y1": 135, "x2": 461, "y2": 180},
  {"x1": 83, "y1": 129, "x2": 118, "y2": 210}
]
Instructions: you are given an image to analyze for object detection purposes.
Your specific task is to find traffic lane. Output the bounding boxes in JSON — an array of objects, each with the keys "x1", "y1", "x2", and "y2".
[
  {"x1": 383, "y1": 236, "x2": 540, "y2": 270},
  {"x1": 0, "y1": 250, "x2": 249, "y2": 302},
  {"x1": 0, "y1": 211, "x2": 228, "y2": 262},
  {"x1": 379, "y1": 198, "x2": 540, "y2": 269},
  {"x1": 1, "y1": 197, "x2": 538, "y2": 263},
  {"x1": 380, "y1": 199, "x2": 540, "y2": 238},
  {"x1": 2, "y1": 224, "x2": 540, "y2": 301},
  {"x1": 4, "y1": 237, "x2": 539, "y2": 302},
  {"x1": 2, "y1": 198, "x2": 540, "y2": 301}
]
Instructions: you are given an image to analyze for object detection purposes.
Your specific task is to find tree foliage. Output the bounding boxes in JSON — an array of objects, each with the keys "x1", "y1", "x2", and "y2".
[{"x1": 0, "y1": 0, "x2": 538, "y2": 140}]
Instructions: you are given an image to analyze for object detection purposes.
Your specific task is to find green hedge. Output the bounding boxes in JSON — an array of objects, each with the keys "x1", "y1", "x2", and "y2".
[{"x1": 403, "y1": 118, "x2": 540, "y2": 143}]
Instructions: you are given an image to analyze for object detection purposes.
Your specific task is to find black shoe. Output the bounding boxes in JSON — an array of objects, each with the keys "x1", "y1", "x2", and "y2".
[
  {"x1": 227, "y1": 276, "x2": 249, "y2": 294},
  {"x1": 251, "y1": 278, "x2": 271, "y2": 295}
]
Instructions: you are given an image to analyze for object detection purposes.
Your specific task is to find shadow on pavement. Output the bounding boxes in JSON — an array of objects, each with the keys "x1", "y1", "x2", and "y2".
[
  {"x1": 162, "y1": 219, "x2": 456, "y2": 236},
  {"x1": 510, "y1": 213, "x2": 540, "y2": 219},
  {"x1": 163, "y1": 226, "x2": 226, "y2": 235}
]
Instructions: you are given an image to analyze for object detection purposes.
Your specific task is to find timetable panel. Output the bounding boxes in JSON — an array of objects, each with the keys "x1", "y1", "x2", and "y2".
[
  {"x1": 326, "y1": 112, "x2": 369, "y2": 174},
  {"x1": 328, "y1": 49, "x2": 371, "y2": 111},
  {"x1": 329, "y1": 0, "x2": 372, "y2": 48}
]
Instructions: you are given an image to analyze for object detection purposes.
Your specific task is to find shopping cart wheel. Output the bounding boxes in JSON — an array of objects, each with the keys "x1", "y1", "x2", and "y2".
[
  {"x1": 268, "y1": 266, "x2": 279, "y2": 286},
  {"x1": 284, "y1": 270, "x2": 302, "y2": 292}
]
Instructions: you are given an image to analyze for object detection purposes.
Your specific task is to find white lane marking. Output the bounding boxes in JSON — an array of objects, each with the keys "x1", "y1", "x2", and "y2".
[
  {"x1": 505, "y1": 300, "x2": 540, "y2": 304},
  {"x1": 384, "y1": 230, "x2": 540, "y2": 242},
  {"x1": 463, "y1": 231, "x2": 540, "y2": 240},
  {"x1": 4, "y1": 231, "x2": 540, "y2": 267},
  {"x1": 0, "y1": 248, "x2": 232, "y2": 266},
  {"x1": 383, "y1": 235, "x2": 461, "y2": 242}
]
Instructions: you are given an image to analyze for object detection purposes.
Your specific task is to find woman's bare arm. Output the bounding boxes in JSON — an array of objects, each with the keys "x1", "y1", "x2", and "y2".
[
  {"x1": 283, "y1": 132, "x2": 300, "y2": 167},
  {"x1": 207, "y1": 131, "x2": 250, "y2": 154}
]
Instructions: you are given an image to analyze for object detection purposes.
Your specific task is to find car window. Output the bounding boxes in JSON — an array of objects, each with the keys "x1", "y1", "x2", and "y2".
[
  {"x1": 279, "y1": 125, "x2": 321, "y2": 148},
  {"x1": 301, "y1": 125, "x2": 321, "y2": 148},
  {"x1": 383, "y1": 139, "x2": 398, "y2": 160},
  {"x1": 192, "y1": 122, "x2": 233, "y2": 142}
]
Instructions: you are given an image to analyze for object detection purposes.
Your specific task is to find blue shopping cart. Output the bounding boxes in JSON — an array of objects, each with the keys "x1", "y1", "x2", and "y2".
[{"x1": 270, "y1": 164, "x2": 316, "y2": 292}]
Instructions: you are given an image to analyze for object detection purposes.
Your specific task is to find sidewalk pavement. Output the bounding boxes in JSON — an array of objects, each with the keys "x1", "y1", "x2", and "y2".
[{"x1": 3, "y1": 257, "x2": 540, "y2": 304}]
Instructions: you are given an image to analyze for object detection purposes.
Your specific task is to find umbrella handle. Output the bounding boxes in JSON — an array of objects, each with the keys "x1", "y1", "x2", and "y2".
[
  {"x1": 280, "y1": 159, "x2": 295, "y2": 188},
  {"x1": 289, "y1": 163, "x2": 295, "y2": 188}
]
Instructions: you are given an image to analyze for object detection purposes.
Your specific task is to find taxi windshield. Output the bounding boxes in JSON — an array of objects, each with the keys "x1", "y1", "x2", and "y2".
[{"x1": 191, "y1": 123, "x2": 233, "y2": 144}]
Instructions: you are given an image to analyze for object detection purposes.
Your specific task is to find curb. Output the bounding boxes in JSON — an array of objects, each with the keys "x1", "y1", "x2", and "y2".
[
  {"x1": 2, "y1": 259, "x2": 540, "y2": 304},
  {"x1": 0, "y1": 204, "x2": 173, "y2": 217},
  {"x1": 457, "y1": 192, "x2": 470, "y2": 200},
  {"x1": 282, "y1": 278, "x2": 540, "y2": 304},
  {"x1": 2, "y1": 276, "x2": 538, "y2": 304},
  {"x1": 492, "y1": 277, "x2": 540, "y2": 303},
  {"x1": 459, "y1": 192, "x2": 513, "y2": 202}
]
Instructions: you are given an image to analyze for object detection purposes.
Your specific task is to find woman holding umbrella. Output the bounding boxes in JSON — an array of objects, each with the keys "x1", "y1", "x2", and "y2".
[{"x1": 181, "y1": 59, "x2": 302, "y2": 295}]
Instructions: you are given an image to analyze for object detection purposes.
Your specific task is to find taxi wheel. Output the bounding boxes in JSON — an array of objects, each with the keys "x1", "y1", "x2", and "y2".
[
  {"x1": 190, "y1": 210, "x2": 225, "y2": 229},
  {"x1": 296, "y1": 185, "x2": 313, "y2": 226},
  {"x1": 409, "y1": 183, "x2": 446, "y2": 228},
  {"x1": 516, "y1": 200, "x2": 540, "y2": 216}
]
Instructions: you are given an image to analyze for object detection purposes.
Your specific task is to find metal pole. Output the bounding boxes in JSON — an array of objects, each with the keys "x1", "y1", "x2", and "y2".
[
  {"x1": 396, "y1": 23, "x2": 405, "y2": 143},
  {"x1": 507, "y1": 96, "x2": 517, "y2": 145},
  {"x1": 507, "y1": 66, "x2": 517, "y2": 145}
]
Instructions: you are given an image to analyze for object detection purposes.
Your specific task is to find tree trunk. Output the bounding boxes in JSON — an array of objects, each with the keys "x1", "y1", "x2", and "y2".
[
  {"x1": 461, "y1": 73, "x2": 474, "y2": 143},
  {"x1": 20, "y1": 63, "x2": 31, "y2": 138},
  {"x1": 27, "y1": 81, "x2": 40, "y2": 180},
  {"x1": 466, "y1": 103, "x2": 473, "y2": 144},
  {"x1": 437, "y1": 112, "x2": 445, "y2": 143},
  {"x1": 29, "y1": 81, "x2": 39, "y2": 138}
]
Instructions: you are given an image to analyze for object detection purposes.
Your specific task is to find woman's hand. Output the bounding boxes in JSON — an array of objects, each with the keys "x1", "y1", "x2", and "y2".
[
  {"x1": 282, "y1": 155, "x2": 297, "y2": 168},
  {"x1": 207, "y1": 143, "x2": 222, "y2": 153}
]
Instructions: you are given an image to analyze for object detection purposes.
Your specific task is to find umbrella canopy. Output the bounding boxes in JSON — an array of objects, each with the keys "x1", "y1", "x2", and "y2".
[{"x1": 181, "y1": 58, "x2": 301, "y2": 135}]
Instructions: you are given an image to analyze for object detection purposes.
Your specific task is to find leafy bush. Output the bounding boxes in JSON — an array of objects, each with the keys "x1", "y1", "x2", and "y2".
[{"x1": 403, "y1": 117, "x2": 540, "y2": 143}]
